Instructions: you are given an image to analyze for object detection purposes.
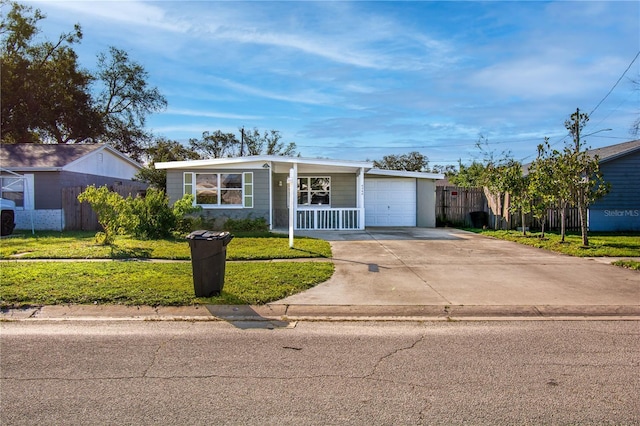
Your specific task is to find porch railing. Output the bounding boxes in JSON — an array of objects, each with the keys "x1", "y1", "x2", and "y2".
[{"x1": 296, "y1": 208, "x2": 363, "y2": 230}]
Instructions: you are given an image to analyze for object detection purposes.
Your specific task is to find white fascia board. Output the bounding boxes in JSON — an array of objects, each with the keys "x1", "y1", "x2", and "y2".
[
  {"x1": 156, "y1": 155, "x2": 373, "y2": 170},
  {"x1": 366, "y1": 168, "x2": 444, "y2": 180}
]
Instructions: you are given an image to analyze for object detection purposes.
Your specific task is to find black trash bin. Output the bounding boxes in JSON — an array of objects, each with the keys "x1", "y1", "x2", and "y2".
[
  {"x1": 186, "y1": 230, "x2": 234, "y2": 297},
  {"x1": 469, "y1": 211, "x2": 489, "y2": 228}
]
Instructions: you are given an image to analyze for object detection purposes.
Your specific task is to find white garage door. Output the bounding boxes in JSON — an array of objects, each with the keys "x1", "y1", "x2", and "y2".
[{"x1": 365, "y1": 178, "x2": 416, "y2": 226}]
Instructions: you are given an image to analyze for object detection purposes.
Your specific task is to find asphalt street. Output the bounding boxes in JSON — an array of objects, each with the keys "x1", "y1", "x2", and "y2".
[{"x1": 2, "y1": 320, "x2": 639, "y2": 425}]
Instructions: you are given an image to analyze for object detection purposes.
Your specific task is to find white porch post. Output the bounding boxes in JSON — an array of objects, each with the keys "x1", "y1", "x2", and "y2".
[
  {"x1": 288, "y1": 163, "x2": 298, "y2": 248},
  {"x1": 357, "y1": 167, "x2": 365, "y2": 230}
]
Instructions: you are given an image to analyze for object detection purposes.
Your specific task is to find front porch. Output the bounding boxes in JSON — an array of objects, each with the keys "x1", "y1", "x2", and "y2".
[{"x1": 296, "y1": 207, "x2": 363, "y2": 230}]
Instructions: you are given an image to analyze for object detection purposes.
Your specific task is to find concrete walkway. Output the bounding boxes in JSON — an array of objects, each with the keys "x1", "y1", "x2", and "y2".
[{"x1": 2, "y1": 228, "x2": 639, "y2": 321}]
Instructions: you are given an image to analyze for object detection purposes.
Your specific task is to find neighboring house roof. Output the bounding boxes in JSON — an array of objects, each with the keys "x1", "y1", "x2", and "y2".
[
  {"x1": 586, "y1": 139, "x2": 640, "y2": 163},
  {"x1": 156, "y1": 155, "x2": 444, "y2": 179},
  {"x1": 521, "y1": 139, "x2": 640, "y2": 175},
  {"x1": 0, "y1": 143, "x2": 141, "y2": 171}
]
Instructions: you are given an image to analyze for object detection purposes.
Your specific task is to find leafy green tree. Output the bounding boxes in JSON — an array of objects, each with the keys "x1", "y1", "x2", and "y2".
[
  {"x1": 564, "y1": 109, "x2": 610, "y2": 246},
  {"x1": 0, "y1": 1, "x2": 101, "y2": 143},
  {"x1": 136, "y1": 137, "x2": 201, "y2": 191},
  {"x1": 241, "y1": 128, "x2": 298, "y2": 156},
  {"x1": 373, "y1": 151, "x2": 429, "y2": 171},
  {"x1": 527, "y1": 139, "x2": 558, "y2": 238},
  {"x1": 499, "y1": 160, "x2": 531, "y2": 235},
  {"x1": 94, "y1": 46, "x2": 167, "y2": 161},
  {"x1": 460, "y1": 137, "x2": 516, "y2": 229},
  {"x1": 77, "y1": 184, "x2": 126, "y2": 245},
  {"x1": 449, "y1": 160, "x2": 486, "y2": 188},
  {"x1": 534, "y1": 141, "x2": 575, "y2": 242},
  {"x1": 189, "y1": 130, "x2": 239, "y2": 159},
  {"x1": 1, "y1": 1, "x2": 166, "y2": 159},
  {"x1": 430, "y1": 164, "x2": 457, "y2": 175}
]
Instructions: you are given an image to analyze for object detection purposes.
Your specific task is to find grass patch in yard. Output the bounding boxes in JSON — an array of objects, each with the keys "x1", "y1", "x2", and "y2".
[
  {"x1": 0, "y1": 261, "x2": 334, "y2": 307},
  {"x1": 0, "y1": 231, "x2": 331, "y2": 260},
  {"x1": 471, "y1": 229, "x2": 640, "y2": 257},
  {"x1": 612, "y1": 260, "x2": 640, "y2": 270}
]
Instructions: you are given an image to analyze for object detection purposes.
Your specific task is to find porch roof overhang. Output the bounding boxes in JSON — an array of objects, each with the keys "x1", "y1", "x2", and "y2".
[
  {"x1": 156, "y1": 155, "x2": 373, "y2": 174},
  {"x1": 156, "y1": 156, "x2": 446, "y2": 179}
]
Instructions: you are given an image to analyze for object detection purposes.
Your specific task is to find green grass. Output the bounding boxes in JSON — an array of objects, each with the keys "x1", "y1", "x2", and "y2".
[
  {"x1": 0, "y1": 231, "x2": 334, "y2": 307},
  {"x1": 471, "y1": 229, "x2": 640, "y2": 258},
  {"x1": 0, "y1": 231, "x2": 331, "y2": 260},
  {"x1": 612, "y1": 260, "x2": 640, "y2": 270},
  {"x1": 0, "y1": 261, "x2": 334, "y2": 307}
]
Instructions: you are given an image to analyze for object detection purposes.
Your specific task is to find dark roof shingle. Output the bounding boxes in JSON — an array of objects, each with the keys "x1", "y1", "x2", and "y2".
[
  {"x1": 0, "y1": 143, "x2": 106, "y2": 168},
  {"x1": 586, "y1": 139, "x2": 640, "y2": 162}
]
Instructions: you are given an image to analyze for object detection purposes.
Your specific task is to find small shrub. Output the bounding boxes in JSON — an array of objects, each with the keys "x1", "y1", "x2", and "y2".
[
  {"x1": 223, "y1": 217, "x2": 269, "y2": 233},
  {"x1": 127, "y1": 189, "x2": 176, "y2": 239},
  {"x1": 77, "y1": 185, "x2": 127, "y2": 245},
  {"x1": 79, "y1": 185, "x2": 201, "y2": 241},
  {"x1": 172, "y1": 194, "x2": 202, "y2": 234}
]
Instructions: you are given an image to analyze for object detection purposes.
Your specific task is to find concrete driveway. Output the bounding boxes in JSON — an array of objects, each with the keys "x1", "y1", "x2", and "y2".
[{"x1": 272, "y1": 228, "x2": 639, "y2": 315}]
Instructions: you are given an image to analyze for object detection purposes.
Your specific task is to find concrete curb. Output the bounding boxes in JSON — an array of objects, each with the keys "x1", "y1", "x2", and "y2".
[{"x1": 2, "y1": 304, "x2": 639, "y2": 322}]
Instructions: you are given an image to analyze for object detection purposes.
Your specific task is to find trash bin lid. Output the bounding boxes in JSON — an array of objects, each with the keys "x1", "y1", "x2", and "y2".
[{"x1": 186, "y1": 230, "x2": 232, "y2": 240}]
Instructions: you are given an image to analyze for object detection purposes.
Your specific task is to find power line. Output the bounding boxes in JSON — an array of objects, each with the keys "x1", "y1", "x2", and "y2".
[{"x1": 588, "y1": 50, "x2": 640, "y2": 117}]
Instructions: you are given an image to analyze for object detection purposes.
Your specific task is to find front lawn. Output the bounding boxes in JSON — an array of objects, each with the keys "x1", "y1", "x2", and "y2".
[
  {"x1": 0, "y1": 231, "x2": 334, "y2": 307},
  {"x1": 471, "y1": 230, "x2": 640, "y2": 258},
  {"x1": 0, "y1": 231, "x2": 332, "y2": 260},
  {"x1": 0, "y1": 261, "x2": 334, "y2": 307}
]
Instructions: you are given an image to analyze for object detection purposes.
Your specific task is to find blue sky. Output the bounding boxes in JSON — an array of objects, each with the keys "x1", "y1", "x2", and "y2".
[{"x1": 29, "y1": 0, "x2": 640, "y2": 166}]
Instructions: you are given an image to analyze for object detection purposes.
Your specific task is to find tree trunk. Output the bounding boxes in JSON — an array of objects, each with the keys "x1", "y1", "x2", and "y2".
[
  {"x1": 521, "y1": 210, "x2": 527, "y2": 236},
  {"x1": 560, "y1": 202, "x2": 567, "y2": 242},
  {"x1": 579, "y1": 202, "x2": 589, "y2": 246}
]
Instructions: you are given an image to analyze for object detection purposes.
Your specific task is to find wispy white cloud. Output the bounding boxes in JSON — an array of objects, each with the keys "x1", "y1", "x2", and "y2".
[
  {"x1": 209, "y1": 77, "x2": 339, "y2": 106},
  {"x1": 33, "y1": 0, "x2": 188, "y2": 33},
  {"x1": 166, "y1": 108, "x2": 262, "y2": 121}
]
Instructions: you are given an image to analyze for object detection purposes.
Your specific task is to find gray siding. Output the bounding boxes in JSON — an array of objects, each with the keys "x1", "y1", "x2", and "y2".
[
  {"x1": 272, "y1": 173, "x2": 288, "y2": 227},
  {"x1": 272, "y1": 172, "x2": 357, "y2": 227},
  {"x1": 166, "y1": 170, "x2": 184, "y2": 205},
  {"x1": 592, "y1": 150, "x2": 640, "y2": 209},
  {"x1": 589, "y1": 150, "x2": 640, "y2": 231},
  {"x1": 34, "y1": 171, "x2": 144, "y2": 209},
  {"x1": 331, "y1": 174, "x2": 357, "y2": 208},
  {"x1": 167, "y1": 168, "x2": 271, "y2": 228},
  {"x1": 416, "y1": 179, "x2": 436, "y2": 227}
]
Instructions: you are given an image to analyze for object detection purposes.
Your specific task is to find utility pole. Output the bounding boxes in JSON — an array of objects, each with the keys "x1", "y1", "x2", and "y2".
[
  {"x1": 240, "y1": 127, "x2": 245, "y2": 157},
  {"x1": 574, "y1": 107, "x2": 580, "y2": 152}
]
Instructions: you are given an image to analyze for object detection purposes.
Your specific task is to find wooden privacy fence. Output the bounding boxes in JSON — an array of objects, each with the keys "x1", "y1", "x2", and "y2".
[
  {"x1": 436, "y1": 185, "x2": 581, "y2": 231},
  {"x1": 62, "y1": 185, "x2": 145, "y2": 231},
  {"x1": 436, "y1": 186, "x2": 486, "y2": 227}
]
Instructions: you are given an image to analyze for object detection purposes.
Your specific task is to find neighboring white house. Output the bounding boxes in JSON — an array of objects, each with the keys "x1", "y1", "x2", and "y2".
[
  {"x1": 156, "y1": 155, "x2": 444, "y2": 231},
  {"x1": 0, "y1": 143, "x2": 144, "y2": 231}
]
